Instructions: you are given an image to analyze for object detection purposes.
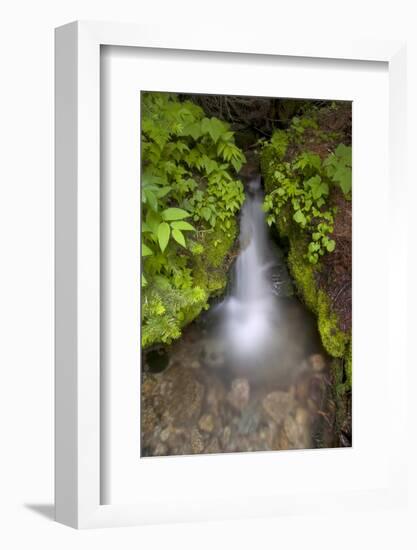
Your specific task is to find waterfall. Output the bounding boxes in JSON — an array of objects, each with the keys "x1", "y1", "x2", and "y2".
[{"x1": 221, "y1": 176, "x2": 279, "y2": 367}]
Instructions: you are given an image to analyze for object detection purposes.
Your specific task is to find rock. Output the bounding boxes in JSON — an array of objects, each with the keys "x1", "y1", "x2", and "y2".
[
  {"x1": 275, "y1": 428, "x2": 290, "y2": 450},
  {"x1": 190, "y1": 359, "x2": 201, "y2": 369},
  {"x1": 260, "y1": 423, "x2": 277, "y2": 449},
  {"x1": 284, "y1": 410, "x2": 311, "y2": 449},
  {"x1": 237, "y1": 402, "x2": 261, "y2": 435},
  {"x1": 153, "y1": 442, "x2": 168, "y2": 456},
  {"x1": 221, "y1": 425, "x2": 232, "y2": 447},
  {"x1": 205, "y1": 437, "x2": 221, "y2": 454},
  {"x1": 309, "y1": 353, "x2": 326, "y2": 372},
  {"x1": 308, "y1": 375, "x2": 326, "y2": 410},
  {"x1": 190, "y1": 428, "x2": 205, "y2": 454},
  {"x1": 206, "y1": 380, "x2": 226, "y2": 416},
  {"x1": 227, "y1": 378, "x2": 250, "y2": 411},
  {"x1": 141, "y1": 407, "x2": 158, "y2": 437},
  {"x1": 294, "y1": 372, "x2": 310, "y2": 404},
  {"x1": 295, "y1": 407, "x2": 310, "y2": 428},
  {"x1": 160, "y1": 426, "x2": 171, "y2": 442},
  {"x1": 157, "y1": 366, "x2": 205, "y2": 425},
  {"x1": 198, "y1": 413, "x2": 215, "y2": 433},
  {"x1": 262, "y1": 391, "x2": 294, "y2": 425},
  {"x1": 201, "y1": 339, "x2": 226, "y2": 369}
]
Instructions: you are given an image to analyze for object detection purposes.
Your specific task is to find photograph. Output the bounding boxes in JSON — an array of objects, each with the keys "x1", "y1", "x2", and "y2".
[{"x1": 140, "y1": 91, "x2": 352, "y2": 457}]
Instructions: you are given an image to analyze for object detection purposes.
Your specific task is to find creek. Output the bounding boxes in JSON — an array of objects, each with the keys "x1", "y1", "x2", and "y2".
[{"x1": 142, "y1": 176, "x2": 336, "y2": 456}]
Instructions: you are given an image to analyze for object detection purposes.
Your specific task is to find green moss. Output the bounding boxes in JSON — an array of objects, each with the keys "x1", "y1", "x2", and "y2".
[
  {"x1": 194, "y1": 220, "x2": 237, "y2": 294},
  {"x1": 287, "y1": 243, "x2": 318, "y2": 312},
  {"x1": 345, "y1": 339, "x2": 352, "y2": 387},
  {"x1": 317, "y1": 291, "x2": 349, "y2": 358}
]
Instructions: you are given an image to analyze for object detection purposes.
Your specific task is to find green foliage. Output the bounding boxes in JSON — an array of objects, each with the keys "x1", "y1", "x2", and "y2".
[
  {"x1": 323, "y1": 143, "x2": 352, "y2": 196},
  {"x1": 261, "y1": 112, "x2": 351, "y2": 264},
  {"x1": 262, "y1": 149, "x2": 336, "y2": 264},
  {"x1": 141, "y1": 92, "x2": 245, "y2": 347}
]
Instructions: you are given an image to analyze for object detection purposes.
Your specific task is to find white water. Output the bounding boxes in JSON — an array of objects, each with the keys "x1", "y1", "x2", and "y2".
[{"x1": 222, "y1": 176, "x2": 279, "y2": 365}]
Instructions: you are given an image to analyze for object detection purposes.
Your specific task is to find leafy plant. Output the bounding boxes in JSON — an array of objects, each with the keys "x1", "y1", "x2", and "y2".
[
  {"x1": 141, "y1": 92, "x2": 246, "y2": 346},
  {"x1": 261, "y1": 113, "x2": 351, "y2": 264},
  {"x1": 323, "y1": 143, "x2": 352, "y2": 196}
]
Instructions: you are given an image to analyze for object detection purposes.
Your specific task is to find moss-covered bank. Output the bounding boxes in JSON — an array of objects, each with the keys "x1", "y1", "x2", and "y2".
[{"x1": 260, "y1": 102, "x2": 352, "y2": 440}]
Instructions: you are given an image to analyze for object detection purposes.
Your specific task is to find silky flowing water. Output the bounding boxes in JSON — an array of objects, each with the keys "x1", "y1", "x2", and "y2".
[{"x1": 141, "y1": 177, "x2": 336, "y2": 456}]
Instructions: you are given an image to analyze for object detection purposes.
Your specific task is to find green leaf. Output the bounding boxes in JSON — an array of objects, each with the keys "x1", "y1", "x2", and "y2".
[
  {"x1": 142, "y1": 244, "x2": 153, "y2": 256},
  {"x1": 201, "y1": 206, "x2": 211, "y2": 221},
  {"x1": 170, "y1": 221, "x2": 195, "y2": 231},
  {"x1": 172, "y1": 228, "x2": 186, "y2": 247},
  {"x1": 293, "y1": 210, "x2": 306, "y2": 226},
  {"x1": 141, "y1": 273, "x2": 147, "y2": 287},
  {"x1": 183, "y1": 121, "x2": 202, "y2": 140},
  {"x1": 206, "y1": 117, "x2": 225, "y2": 143},
  {"x1": 144, "y1": 189, "x2": 158, "y2": 211},
  {"x1": 157, "y1": 222, "x2": 170, "y2": 252},
  {"x1": 326, "y1": 239, "x2": 336, "y2": 252},
  {"x1": 162, "y1": 208, "x2": 191, "y2": 221},
  {"x1": 155, "y1": 186, "x2": 171, "y2": 198},
  {"x1": 231, "y1": 157, "x2": 242, "y2": 172}
]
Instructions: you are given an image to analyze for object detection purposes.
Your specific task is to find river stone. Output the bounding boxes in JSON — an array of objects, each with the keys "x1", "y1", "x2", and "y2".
[
  {"x1": 201, "y1": 338, "x2": 226, "y2": 369},
  {"x1": 205, "y1": 437, "x2": 221, "y2": 454},
  {"x1": 262, "y1": 391, "x2": 294, "y2": 425},
  {"x1": 190, "y1": 428, "x2": 205, "y2": 454},
  {"x1": 308, "y1": 353, "x2": 326, "y2": 372},
  {"x1": 160, "y1": 426, "x2": 171, "y2": 442},
  {"x1": 153, "y1": 442, "x2": 168, "y2": 456},
  {"x1": 156, "y1": 366, "x2": 205, "y2": 426},
  {"x1": 198, "y1": 413, "x2": 215, "y2": 433},
  {"x1": 284, "y1": 413, "x2": 311, "y2": 449},
  {"x1": 221, "y1": 425, "x2": 232, "y2": 447},
  {"x1": 206, "y1": 385, "x2": 223, "y2": 416},
  {"x1": 227, "y1": 378, "x2": 250, "y2": 411},
  {"x1": 237, "y1": 401, "x2": 261, "y2": 435},
  {"x1": 141, "y1": 406, "x2": 158, "y2": 437}
]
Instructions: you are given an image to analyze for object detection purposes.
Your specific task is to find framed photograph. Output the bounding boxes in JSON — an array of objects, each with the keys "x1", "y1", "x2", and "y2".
[{"x1": 55, "y1": 21, "x2": 407, "y2": 528}]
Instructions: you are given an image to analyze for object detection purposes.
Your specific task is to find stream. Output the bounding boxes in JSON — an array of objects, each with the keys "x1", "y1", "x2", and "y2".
[{"x1": 141, "y1": 177, "x2": 336, "y2": 456}]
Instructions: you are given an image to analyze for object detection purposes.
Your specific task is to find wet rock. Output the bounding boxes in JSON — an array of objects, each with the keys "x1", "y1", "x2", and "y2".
[
  {"x1": 275, "y1": 428, "x2": 290, "y2": 450},
  {"x1": 308, "y1": 353, "x2": 326, "y2": 373},
  {"x1": 221, "y1": 425, "x2": 232, "y2": 448},
  {"x1": 198, "y1": 413, "x2": 215, "y2": 433},
  {"x1": 153, "y1": 442, "x2": 168, "y2": 456},
  {"x1": 190, "y1": 428, "x2": 205, "y2": 454},
  {"x1": 157, "y1": 366, "x2": 205, "y2": 425},
  {"x1": 201, "y1": 339, "x2": 225, "y2": 369},
  {"x1": 205, "y1": 437, "x2": 221, "y2": 454},
  {"x1": 142, "y1": 407, "x2": 158, "y2": 437},
  {"x1": 206, "y1": 380, "x2": 226, "y2": 416},
  {"x1": 227, "y1": 378, "x2": 250, "y2": 411},
  {"x1": 142, "y1": 374, "x2": 158, "y2": 397},
  {"x1": 262, "y1": 391, "x2": 294, "y2": 425},
  {"x1": 308, "y1": 375, "x2": 326, "y2": 411},
  {"x1": 160, "y1": 426, "x2": 171, "y2": 442},
  {"x1": 294, "y1": 371, "x2": 310, "y2": 404},
  {"x1": 237, "y1": 402, "x2": 261, "y2": 435},
  {"x1": 295, "y1": 407, "x2": 310, "y2": 428},
  {"x1": 283, "y1": 410, "x2": 311, "y2": 449},
  {"x1": 260, "y1": 423, "x2": 278, "y2": 449}
]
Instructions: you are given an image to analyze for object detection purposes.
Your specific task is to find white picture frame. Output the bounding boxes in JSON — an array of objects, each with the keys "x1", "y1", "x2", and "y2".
[{"x1": 55, "y1": 20, "x2": 407, "y2": 529}]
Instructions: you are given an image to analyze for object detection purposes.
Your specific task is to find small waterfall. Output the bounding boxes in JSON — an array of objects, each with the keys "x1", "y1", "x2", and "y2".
[{"x1": 221, "y1": 176, "x2": 279, "y2": 368}]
